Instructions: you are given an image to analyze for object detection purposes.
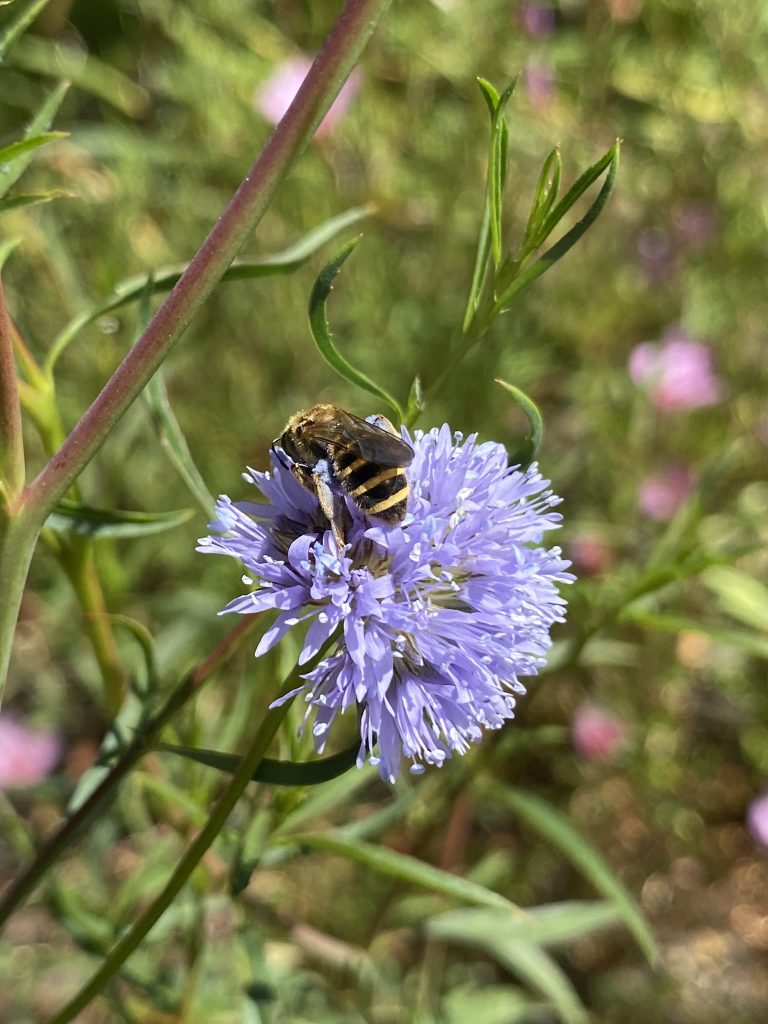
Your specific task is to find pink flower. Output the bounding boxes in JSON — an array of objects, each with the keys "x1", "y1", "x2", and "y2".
[
  {"x1": 638, "y1": 463, "x2": 692, "y2": 520},
  {"x1": 521, "y1": 3, "x2": 556, "y2": 38},
  {"x1": 747, "y1": 792, "x2": 768, "y2": 848},
  {"x1": 628, "y1": 327, "x2": 724, "y2": 411},
  {"x1": 571, "y1": 703, "x2": 627, "y2": 762},
  {"x1": 522, "y1": 59, "x2": 556, "y2": 112},
  {"x1": 255, "y1": 56, "x2": 360, "y2": 139},
  {"x1": 569, "y1": 530, "x2": 613, "y2": 575},
  {"x1": 0, "y1": 714, "x2": 60, "y2": 789}
]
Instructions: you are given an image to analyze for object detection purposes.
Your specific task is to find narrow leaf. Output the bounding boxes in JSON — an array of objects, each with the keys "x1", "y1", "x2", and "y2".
[
  {"x1": 537, "y1": 141, "x2": 619, "y2": 245},
  {"x1": 158, "y1": 740, "x2": 360, "y2": 787},
  {"x1": 144, "y1": 369, "x2": 215, "y2": 516},
  {"x1": 427, "y1": 901, "x2": 622, "y2": 949},
  {"x1": 700, "y1": 566, "x2": 768, "y2": 634},
  {"x1": 9, "y1": 36, "x2": 150, "y2": 118},
  {"x1": 495, "y1": 379, "x2": 543, "y2": 466},
  {"x1": 0, "y1": 132, "x2": 67, "y2": 167},
  {"x1": 0, "y1": 81, "x2": 69, "y2": 201},
  {"x1": 0, "y1": 0, "x2": 51, "y2": 60},
  {"x1": 494, "y1": 787, "x2": 660, "y2": 965},
  {"x1": 0, "y1": 237, "x2": 21, "y2": 270},
  {"x1": 308, "y1": 236, "x2": 403, "y2": 420},
  {"x1": 46, "y1": 500, "x2": 194, "y2": 539},
  {"x1": 484, "y1": 79, "x2": 516, "y2": 268},
  {"x1": 522, "y1": 147, "x2": 562, "y2": 255},
  {"x1": 270, "y1": 832, "x2": 526, "y2": 914},
  {"x1": 619, "y1": 608, "x2": 768, "y2": 660},
  {"x1": 46, "y1": 206, "x2": 372, "y2": 371},
  {"x1": 0, "y1": 188, "x2": 72, "y2": 214},
  {"x1": 494, "y1": 142, "x2": 620, "y2": 312}
]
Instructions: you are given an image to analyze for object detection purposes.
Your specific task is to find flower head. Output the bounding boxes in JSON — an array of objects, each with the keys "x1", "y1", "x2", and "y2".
[
  {"x1": 628, "y1": 327, "x2": 724, "y2": 411},
  {"x1": 199, "y1": 424, "x2": 573, "y2": 781},
  {"x1": 255, "y1": 56, "x2": 359, "y2": 139},
  {"x1": 0, "y1": 714, "x2": 60, "y2": 789},
  {"x1": 571, "y1": 702, "x2": 627, "y2": 762},
  {"x1": 638, "y1": 463, "x2": 692, "y2": 520}
]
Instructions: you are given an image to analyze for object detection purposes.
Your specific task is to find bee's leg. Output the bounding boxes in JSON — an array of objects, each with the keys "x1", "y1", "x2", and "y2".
[{"x1": 314, "y1": 474, "x2": 347, "y2": 551}]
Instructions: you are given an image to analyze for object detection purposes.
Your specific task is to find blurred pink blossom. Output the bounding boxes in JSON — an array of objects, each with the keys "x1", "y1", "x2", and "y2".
[
  {"x1": 521, "y1": 3, "x2": 556, "y2": 38},
  {"x1": 255, "y1": 56, "x2": 360, "y2": 139},
  {"x1": 628, "y1": 327, "x2": 724, "y2": 411},
  {"x1": 569, "y1": 530, "x2": 613, "y2": 575},
  {"x1": 0, "y1": 714, "x2": 60, "y2": 789},
  {"x1": 638, "y1": 463, "x2": 692, "y2": 520},
  {"x1": 747, "y1": 792, "x2": 768, "y2": 848},
  {"x1": 522, "y1": 59, "x2": 556, "y2": 111},
  {"x1": 572, "y1": 703, "x2": 627, "y2": 762}
]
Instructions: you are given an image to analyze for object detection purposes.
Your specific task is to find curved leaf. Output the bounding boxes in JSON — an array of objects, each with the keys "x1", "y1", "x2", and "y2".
[
  {"x1": 0, "y1": 82, "x2": 69, "y2": 201},
  {"x1": 427, "y1": 900, "x2": 622, "y2": 949},
  {"x1": 46, "y1": 501, "x2": 194, "y2": 539},
  {"x1": 308, "y1": 236, "x2": 403, "y2": 420},
  {"x1": 158, "y1": 739, "x2": 360, "y2": 787},
  {"x1": 0, "y1": 188, "x2": 72, "y2": 215},
  {"x1": 492, "y1": 787, "x2": 660, "y2": 966},
  {"x1": 494, "y1": 141, "x2": 620, "y2": 313},
  {"x1": 271, "y1": 832, "x2": 526, "y2": 915},
  {"x1": 46, "y1": 206, "x2": 373, "y2": 372},
  {"x1": 495, "y1": 379, "x2": 544, "y2": 467},
  {"x1": 0, "y1": 0, "x2": 50, "y2": 60}
]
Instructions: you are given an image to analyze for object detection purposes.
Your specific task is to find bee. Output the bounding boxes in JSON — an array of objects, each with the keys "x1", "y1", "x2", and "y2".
[{"x1": 274, "y1": 404, "x2": 414, "y2": 548}]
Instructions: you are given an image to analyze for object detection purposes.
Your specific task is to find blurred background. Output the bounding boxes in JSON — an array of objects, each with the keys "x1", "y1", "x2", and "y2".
[{"x1": 1, "y1": 0, "x2": 767, "y2": 1021}]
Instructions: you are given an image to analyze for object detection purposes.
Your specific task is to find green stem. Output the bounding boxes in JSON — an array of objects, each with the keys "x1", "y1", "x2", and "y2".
[
  {"x1": 0, "y1": 276, "x2": 24, "y2": 504},
  {"x1": 59, "y1": 539, "x2": 126, "y2": 715},
  {"x1": 0, "y1": 508, "x2": 39, "y2": 703},
  {"x1": 45, "y1": 682, "x2": 295, "y2": 1024},
  {"x1": 0, "y1": 617, "x2": 257, "y2": 930}
]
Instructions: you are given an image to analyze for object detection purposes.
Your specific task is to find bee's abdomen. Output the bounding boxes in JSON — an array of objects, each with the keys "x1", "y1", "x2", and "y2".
[{"x1": 332, "y1": 452, "x2": 409, "y2": 523}]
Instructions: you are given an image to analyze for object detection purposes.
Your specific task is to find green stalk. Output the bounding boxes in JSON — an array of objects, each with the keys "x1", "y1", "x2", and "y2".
[{"x1": 45, "y1": 683, "x2": 295, "y2": 1024}]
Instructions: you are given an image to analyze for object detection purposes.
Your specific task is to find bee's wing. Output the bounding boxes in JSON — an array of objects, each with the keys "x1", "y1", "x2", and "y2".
[{"x1": 317, "y1": 409, "x2": 414, "y2": 467}]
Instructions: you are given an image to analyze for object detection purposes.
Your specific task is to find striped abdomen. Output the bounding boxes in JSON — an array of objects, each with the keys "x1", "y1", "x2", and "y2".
[{"x1": 332, "y1": 449, "x2": 409, "y2": 524}]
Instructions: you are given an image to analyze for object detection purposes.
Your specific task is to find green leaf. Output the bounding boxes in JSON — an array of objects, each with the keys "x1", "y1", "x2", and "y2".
[
  {"x1": 144, "y1": 368, "x2": 215, "y2": 516},
  {"x1": 494, "y1": 141, "x2": 620, "y2": 313},
  {"x1": 158, "y1": 740, "x2": 360, "y2": 787},
  {"x1": 270, "y1": 832, "x2": 526, "y2": 914},
  {"x1": 522, "y1": 147, "x2": 562, "y2": 255},
  {"x1": 0, "y1": 187, "x2": 72, "y2": 214},
  {"x1": 0, "y1": 0, "x2": 51, "y2": 61},
  {"x1": 492, "y1": 787, "x2": 660, "y2": 966},
  {"x1": 495, "y1": 379, "x2": 543, "y2": 466},
  {"x1": 45, "y1": 205, "x2": 373, "y2": 372},
  {"x1": 45, "y1": 500, "x2": 194, "y2": 539},
  {"x1": 0, "y1": 132, "x2": 67, "y2": 168},
  {"x1": 0, "y1": 237, "x2": 21, "y2": 270},
  {"x1": 478, "y1": 78, "x2": 516, "y2": 269},
  {"x1": 536, "y1": 141, "x2": 620, "y2": 246},
  {"x1": 307, "y1": 236, "x2": 404, "y2": 421},
  {"x1": 619, "y1": 608, "x2": 768, "y2": 660},
  {"x1": 700, "y1": 566, "x2": 768, "y2": 634},
  {"x1": 427, "y1": 900, "x2": 622, "y2": 949},
  {"x1": 0, "y1": 82, "x2": 69, "y2": 201},
  {"x1": 9, "y1": 36, "x2": 150, "y2": 118}
]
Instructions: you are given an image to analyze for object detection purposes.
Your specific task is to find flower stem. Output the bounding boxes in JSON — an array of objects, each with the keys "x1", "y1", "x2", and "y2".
[
  {"x1": 0, "y1": 617, "x2": 257, "y2": 931},
  {"x1": 0, "y1": 276, "x2": 24, "y2": 506},
  {"x1": 44, "y1": 679, "x2": 296, "y2": 1024}
]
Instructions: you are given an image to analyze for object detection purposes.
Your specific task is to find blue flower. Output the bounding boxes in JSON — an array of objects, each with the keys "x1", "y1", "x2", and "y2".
[{"x1": 198, "y1": 424, "x2": 574, "y2": 782}]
